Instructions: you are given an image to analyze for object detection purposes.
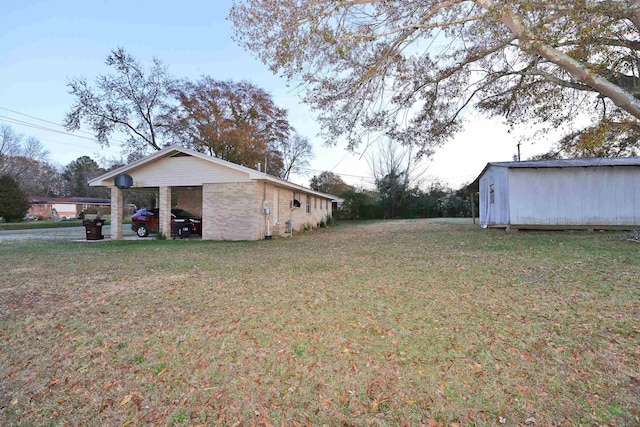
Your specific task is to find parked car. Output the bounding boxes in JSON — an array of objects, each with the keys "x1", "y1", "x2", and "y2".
[{"x1": 131, "y1": 208, "x2": 202, "y2": 237}]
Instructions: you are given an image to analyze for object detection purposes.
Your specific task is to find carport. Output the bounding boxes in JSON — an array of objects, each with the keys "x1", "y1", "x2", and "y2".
[
  {"x1": 88, "y1": 145, "x2": 338, "y2": 241},
  {"x1": 93, "y1": 184, "x2": 203, "y2": 241}
]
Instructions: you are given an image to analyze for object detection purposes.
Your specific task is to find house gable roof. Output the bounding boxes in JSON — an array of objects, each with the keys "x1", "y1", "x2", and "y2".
[{"x1": 89, "y1": 145, "x2": 340, "y2": 200}]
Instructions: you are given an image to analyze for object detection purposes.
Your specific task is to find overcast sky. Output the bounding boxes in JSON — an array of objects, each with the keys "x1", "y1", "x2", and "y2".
[{"x1": 0, "y1": 0, "x2": 554, "y2": 189}]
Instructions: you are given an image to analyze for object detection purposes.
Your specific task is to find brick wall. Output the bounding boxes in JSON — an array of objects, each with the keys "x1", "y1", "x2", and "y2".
[
  {"x1": 202, "y1": 182, "x2": 260, "y2": 240},
  {"x1": 273, "y1": 188, "x2": 333, "y2": 234},
  {"x1": 200, "y1": 182, "x2": 334, "y2": 240},
  {"x1": 158, "y1": 186, "x2": 172, "y2": 237},
  {"x1": 174, "y1": 187, "x2": 203, "y2": 216}
]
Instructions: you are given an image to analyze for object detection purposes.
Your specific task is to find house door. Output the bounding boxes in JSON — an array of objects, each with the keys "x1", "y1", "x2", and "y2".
[{"x1": 480, "y1": 180, "x2": 496, "y2": 227}]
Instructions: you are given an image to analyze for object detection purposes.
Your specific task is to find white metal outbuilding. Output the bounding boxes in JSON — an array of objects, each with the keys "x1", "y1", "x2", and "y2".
[{"x1": 475, "y1": 157, "x2": 640, "y2": 230}]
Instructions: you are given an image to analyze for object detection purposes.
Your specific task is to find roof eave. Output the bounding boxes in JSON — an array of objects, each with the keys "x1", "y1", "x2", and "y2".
[
  {"x1": 88, "y1": 145, "x2": 266, "y2": 186},
  {"x1": 88, "y1": 145, "x2": 341, "y2": 200}
]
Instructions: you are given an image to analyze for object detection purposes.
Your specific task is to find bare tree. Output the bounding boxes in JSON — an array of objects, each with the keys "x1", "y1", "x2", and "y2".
[
  {"x1": 64, "y1": 47, "x2": 172, "y2": 154},
  {"x1": 0, "y1": 125, "x2": 22, "y2": 176},
  {"x1": 275, "y1": 132, "x2": 314, "y2": 180},
  {"x1": 11, "y1": 158, "x2": 63, "y2": 197},
  {"x1": 0, "y1": 124, "x2": 50, "y2": 180},
  {"x1": 367, "y1": 139, "x2": 426, "y2": 218}
]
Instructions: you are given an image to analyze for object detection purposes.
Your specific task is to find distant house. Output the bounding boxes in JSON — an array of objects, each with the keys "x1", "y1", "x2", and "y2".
[
  {"x1": 474, "y1": 157, "x2": 640, "y2": 230},
  {"x1": 28, "y1": 197, "x2": 112, "y2": 220},
  {"x1": 88, "y1": 145, "x2": 339, "y2": 240}
]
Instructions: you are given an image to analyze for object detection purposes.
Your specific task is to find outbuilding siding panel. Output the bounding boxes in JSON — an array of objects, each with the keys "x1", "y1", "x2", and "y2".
[
  {"x1": 508, "y1": 166, "x2": 640, "y2": 226},
  {"x1": 479, "y1": 166, "x2": 509, "y2": 226}
]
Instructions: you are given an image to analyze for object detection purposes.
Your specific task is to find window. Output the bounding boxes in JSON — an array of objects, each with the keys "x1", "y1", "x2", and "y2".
[
  {"x1": 314, "y1": 197, "x2": 317, "y2": 209},
  {"x1": 320, "y1": 199, "x2": 323, "y2": 210},
  {"x1": 306, "y1": 195, "x2": 311, "y2": 214},
  {"x1": 291, "y1": 192, "x2": 301, "y2": 209}
]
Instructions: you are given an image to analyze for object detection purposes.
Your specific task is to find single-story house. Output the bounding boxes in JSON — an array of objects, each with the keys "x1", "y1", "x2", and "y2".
[
  {"x1": 28, "y1": 196, "x2": 113, "y2": 220},
  {"x1": 88, "y1": 145, "x2": 340, "y2": 240},
  {"x1": 474, "y1": 157, "x2": 640, "y2": 230}
]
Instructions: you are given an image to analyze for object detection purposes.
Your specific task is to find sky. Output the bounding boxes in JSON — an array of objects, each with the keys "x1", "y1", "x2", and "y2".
[{"x1": 0, "y1": 0, "x2": 554, "y2": 190}]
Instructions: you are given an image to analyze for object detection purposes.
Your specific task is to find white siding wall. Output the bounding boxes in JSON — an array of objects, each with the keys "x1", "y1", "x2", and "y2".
[
  {"x1": 479, "y1": 166, "x2": 509, "y2": 226},
  {"x1": 508, "y1": 166, "x2": 640, "y2": 226},
  {"x1": 127, "y1": 156, "x2": 251, "y2": 187}
]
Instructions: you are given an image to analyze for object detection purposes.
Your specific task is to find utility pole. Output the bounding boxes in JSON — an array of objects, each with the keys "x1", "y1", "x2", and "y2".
[{"x1": 516, "y1": 142, "x2": 521, "y2": 161}]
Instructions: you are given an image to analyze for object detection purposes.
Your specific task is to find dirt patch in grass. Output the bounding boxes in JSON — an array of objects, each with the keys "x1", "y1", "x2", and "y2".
[{"x1": 1, "y1": 219, "x2": 638, "y2": 425}]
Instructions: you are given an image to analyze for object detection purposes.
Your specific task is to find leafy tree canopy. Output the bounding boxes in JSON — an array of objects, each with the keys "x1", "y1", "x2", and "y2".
[
  {"x1": 230, "y1": 0, "x2": 640, "y2": 157},
  {"x1": 309, "y1": 171, "x2": 351, "y2": 195},
  {"x1": 167, "y1": 77, "x2": 292, "y2": 173},
  {"x1": 61, "y1": 156, "x2": 108, "y2": 198}
]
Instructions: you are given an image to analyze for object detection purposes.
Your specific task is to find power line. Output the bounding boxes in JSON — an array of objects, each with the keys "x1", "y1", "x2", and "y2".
[
  {"x1": 297, "y1": 165, "x2": 476, "y2": 183},
  {"x1": 0, "y1": 106, "x2": 91, "y2": 136},
  {"x1": 0, "y1": 105, "x2": 128, "y2": 146},
  {"x1": 0, "y1": 115, "x2": 101, "y2": 142},
  {"x1": 0, "y1": 117, "x2": 126, "y2": 156},
  {"x1": 296, "y1": 166, "x2": 374, "y2": 180},
  {"x1": 1, "y1": 108, "x2": 478, "y2": 183}
]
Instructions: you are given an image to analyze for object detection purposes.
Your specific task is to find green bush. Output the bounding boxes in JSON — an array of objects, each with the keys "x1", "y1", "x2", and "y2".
[
  {"x1": 325, "y1": 214, "x2": 334, "y2": 227},
  {"x1": 0, "y1": 175, "x2": 29, "y2": 222}
]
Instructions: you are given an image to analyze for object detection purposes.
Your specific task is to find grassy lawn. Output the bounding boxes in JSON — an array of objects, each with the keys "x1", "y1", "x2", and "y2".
[{"x1": 1, "y1": 220, "x2": 638, "y2": 426}]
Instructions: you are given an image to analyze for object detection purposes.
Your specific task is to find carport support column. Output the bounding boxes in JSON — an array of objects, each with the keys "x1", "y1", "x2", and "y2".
[
  {"x1": 159, "y1": 186, "x2": 172, "y2": 238},
  {"x1": 110, "y1": 187, "x2": 123, "y2": 240}
]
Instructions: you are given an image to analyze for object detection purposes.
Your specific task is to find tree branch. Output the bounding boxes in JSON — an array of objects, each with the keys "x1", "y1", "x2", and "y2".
[{"x1": 474, "y1": 0, "x2": 640, "y2": 121}]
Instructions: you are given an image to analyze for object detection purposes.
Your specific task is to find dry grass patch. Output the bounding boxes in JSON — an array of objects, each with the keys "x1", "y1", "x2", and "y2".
[{"x1": 1, "y1": 220, "x2": 638, "y2": 426}]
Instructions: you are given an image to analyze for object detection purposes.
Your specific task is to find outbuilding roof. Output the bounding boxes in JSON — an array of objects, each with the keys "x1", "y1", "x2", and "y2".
[
  {"x1": 469, "y1": 156, "x2": 640, "y2": 192},
  {"x1": 483, "y1": 157, "x2": 640, "y2": 169}
]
